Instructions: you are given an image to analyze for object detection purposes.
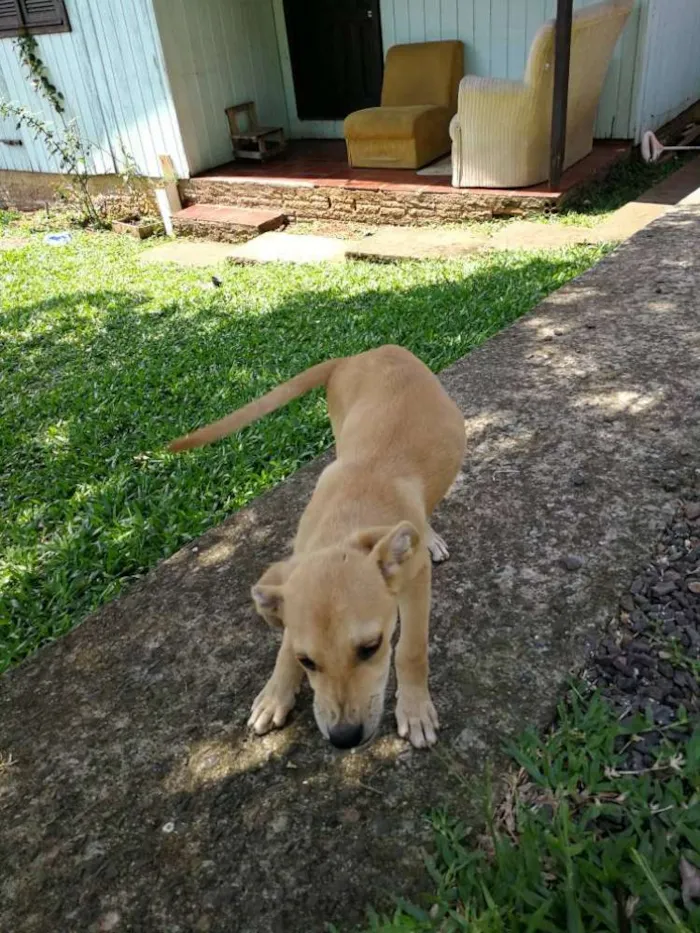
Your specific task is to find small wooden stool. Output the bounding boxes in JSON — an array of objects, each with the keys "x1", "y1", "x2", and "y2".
[{"x1": 225, "y1": 101, "x2": 286, "y2": 161}]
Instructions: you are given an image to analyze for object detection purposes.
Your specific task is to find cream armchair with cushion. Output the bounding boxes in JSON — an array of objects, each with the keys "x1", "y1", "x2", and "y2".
[
  {"x1": 449, "y1": 0, "x2": 632, "y2": 188},
  {"x1": 344, "y1": 40, "x2": 464, "y2": 170}
]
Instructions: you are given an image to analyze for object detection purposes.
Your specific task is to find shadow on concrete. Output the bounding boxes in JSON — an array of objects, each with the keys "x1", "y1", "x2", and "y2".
[{"x1": 1, "y1": 211, "x2": 700, "y2": 932}]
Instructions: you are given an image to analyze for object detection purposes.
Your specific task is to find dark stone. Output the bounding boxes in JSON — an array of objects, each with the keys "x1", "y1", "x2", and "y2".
[
  {"x1": 651, "y1": 705, "x2": 675, "y2": 727},
  {"x1": 630, "y1": 751, "x2": 648, "y2": 771},
  {"x1": 620, "y1": 593, "x2": 635, "y2": 613},
  {"x1": 634, "y1": 732, "x2": 661, "y2": 754},
  {"x1": 630, "y1": 652, "x2": 656, "y2": 671},
  {"x1": 646, "y1": 685, "x2": 668, "y2": 701},
  {"x1": 602, "y1": 637, "x2": 621, "y2": 656},
  {"x1": 561, "y1": 555, "x2": 584, "y2": 571},
  {"x1": 630, "y1": 614, "x2": 650, "y2": 633},
  {"x1": 652, "y1": 581, "x2": 678, "y2": 598},
  {"x1": 618, "y1": 677, "x2": 638, "y2": 693},
  {"x1": 655, "y1": 676, "x2": 675, "y2": 693},
  {"x1": 612, "y1": 657, "x2": 633, "y2": 676}
]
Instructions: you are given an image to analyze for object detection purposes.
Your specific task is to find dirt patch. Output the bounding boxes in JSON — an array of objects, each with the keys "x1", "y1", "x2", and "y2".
[{"x1": 0, "y1": 236, "x2": 29, "y2": 251}]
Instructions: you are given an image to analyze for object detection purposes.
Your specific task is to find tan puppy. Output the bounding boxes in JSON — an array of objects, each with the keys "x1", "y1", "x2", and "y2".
[{"x1": 170, "y1": 345, "x2": 465, "y2": 748}]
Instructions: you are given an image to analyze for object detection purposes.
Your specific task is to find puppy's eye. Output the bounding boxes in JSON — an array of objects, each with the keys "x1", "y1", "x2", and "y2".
[
  {"x1": 356, "y1": 637, "x2": 382, "y2": 662},
  {"x1": 297, "y1": 655, "x2": 317, "y2": 672}
]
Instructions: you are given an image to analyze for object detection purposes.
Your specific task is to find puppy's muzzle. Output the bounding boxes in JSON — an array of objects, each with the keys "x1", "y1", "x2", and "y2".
[{"x1": 328, "y1": 722, "x2": 364, "y2": 750}]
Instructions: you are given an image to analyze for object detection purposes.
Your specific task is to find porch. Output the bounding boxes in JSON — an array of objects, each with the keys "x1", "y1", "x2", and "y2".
[{"x1": 178, "y1": 138, "x2": 631, "y2": 226}]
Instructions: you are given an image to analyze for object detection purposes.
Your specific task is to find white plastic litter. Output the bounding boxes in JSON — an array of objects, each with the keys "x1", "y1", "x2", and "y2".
[{"x1": 44, "y1": 232, "x2": 72, "y2": 246}]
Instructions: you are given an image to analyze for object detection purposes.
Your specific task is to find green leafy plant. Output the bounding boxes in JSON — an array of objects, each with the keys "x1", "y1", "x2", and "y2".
[
  {"x1": 13, "y1": 32, "x2": 65, "y2": 114},
  {"x1": 0, "y1": 103, "x2": 152, "y2": 228},
  {"x1": 0, "y1": 101, "x2": 103, "y2": 227},
  {"x1": 4, "y1": 37, "x2": 151, "y2": 226}
]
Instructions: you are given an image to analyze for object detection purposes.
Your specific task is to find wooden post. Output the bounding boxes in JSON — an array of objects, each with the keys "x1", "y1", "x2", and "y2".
[
  {"x1": 156, "y1": 155, "x2": 181, "y2": 236},
  {"x1": 549, "y1": 0, "x2": 573, "y2": 190}
]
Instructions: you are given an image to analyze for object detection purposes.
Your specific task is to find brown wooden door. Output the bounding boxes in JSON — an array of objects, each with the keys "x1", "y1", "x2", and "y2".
[{"x1": 283, "y1": 0, "x2": 383, "y2": 121}]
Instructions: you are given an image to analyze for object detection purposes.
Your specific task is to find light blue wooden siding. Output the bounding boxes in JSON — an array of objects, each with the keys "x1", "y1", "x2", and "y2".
[
  {"x1": 153, "y1": 0, "x2": 288, "y2": 175},
  {"x1": 0, "y1": 0, "x2": 187, "y2": 176},
  {"x1": 635, "y1": 0, "x2": 700, "y2": 139},
  {"x1": 380, "y1": 0, "x2": 648, "y2": 139}
]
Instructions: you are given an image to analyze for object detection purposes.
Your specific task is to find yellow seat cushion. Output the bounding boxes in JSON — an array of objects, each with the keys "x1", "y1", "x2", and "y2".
[{"x1": 344, "y1": 105, "x2": 450, "y2": 141}]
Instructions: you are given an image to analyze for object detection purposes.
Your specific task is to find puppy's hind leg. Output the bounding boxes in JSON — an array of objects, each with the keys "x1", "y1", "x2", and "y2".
[
  {"x1": 248, "y1": 631, "x2": 303, "y2": 735},
  {"x1": 427, "y1": 524, "x2": 450, "y2": 564}
]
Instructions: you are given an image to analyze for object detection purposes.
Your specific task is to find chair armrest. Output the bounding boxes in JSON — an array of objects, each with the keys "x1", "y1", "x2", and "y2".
[{"x1": 450, "y1": 76, "x2": 543, "y2": 188}]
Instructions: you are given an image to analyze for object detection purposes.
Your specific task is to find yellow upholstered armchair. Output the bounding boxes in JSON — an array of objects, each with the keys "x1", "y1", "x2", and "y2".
[
  {"x1": 344, "y1": 40, "x2": 464, "y2": 170},
  {"x1": 449, "y1": 0, "x2": 632, "y2": 188}
]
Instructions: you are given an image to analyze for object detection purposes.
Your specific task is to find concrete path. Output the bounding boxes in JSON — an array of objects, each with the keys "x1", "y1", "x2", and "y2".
[
  {"x1": 227, "y1": 231, "x2": 348, "y2": 264},
  {"x1": 140, "y1": 240, "x2": 240, "y2": 268},
  {"x1": 2, "y1": 204, "x2": 700, "y2": 933}
]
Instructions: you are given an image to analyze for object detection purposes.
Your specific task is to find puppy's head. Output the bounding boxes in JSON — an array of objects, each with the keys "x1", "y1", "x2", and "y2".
[{"x1": 252, "y1": 521, "x2": 420, "y2": 749}]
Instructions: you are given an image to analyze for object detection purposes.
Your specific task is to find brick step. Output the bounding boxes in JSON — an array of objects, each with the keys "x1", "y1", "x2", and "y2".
[{"x1": 172, "y1": 204, "x2": 287, "y2": 242}]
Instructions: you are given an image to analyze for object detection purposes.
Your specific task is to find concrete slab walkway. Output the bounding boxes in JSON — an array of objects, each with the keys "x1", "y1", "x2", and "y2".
[
  {"x1": 2, "y1": 205, "x2": 700, "y2": 933},
  {"x1": 227, "y1": 231, "x2": 348, "y2": 264},
  {"x1": 140, "y1": 240, "x2": 241, "y2": 267}
]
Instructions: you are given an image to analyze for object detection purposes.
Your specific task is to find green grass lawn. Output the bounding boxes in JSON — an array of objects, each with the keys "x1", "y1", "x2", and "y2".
[
  {"x1": 0, "y1": 228, "x2": 605, "y2": 672},
  {"x1": 554, "y1": 153, "x2": 695, "y2": 227},
  {"x1": 356, "y1": 686, "x2": 700, "y2": 933}
]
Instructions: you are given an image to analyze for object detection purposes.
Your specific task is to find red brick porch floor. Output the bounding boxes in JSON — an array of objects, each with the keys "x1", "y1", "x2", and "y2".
[{"x1": 180, "y1": 139, "x2": 631, "y2": 225}]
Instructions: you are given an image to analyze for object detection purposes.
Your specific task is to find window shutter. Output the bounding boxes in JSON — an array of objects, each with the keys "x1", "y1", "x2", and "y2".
[
  {"x1": 19, "y1": 0, "x2": 68, "y2": 29},
  {"x1": 0, "y1": 1, "x2": 22, "y2": 36}
]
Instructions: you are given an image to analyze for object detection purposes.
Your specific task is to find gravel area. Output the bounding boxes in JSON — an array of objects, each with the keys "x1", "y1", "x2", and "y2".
[{"x1": 592, "y1": 483, "x2": 700, "y2": 769}]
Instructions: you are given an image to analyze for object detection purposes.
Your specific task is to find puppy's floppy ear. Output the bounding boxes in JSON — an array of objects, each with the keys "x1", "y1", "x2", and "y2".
[
  {"x1": 350, "y1": 521, "x2": 420, "y2": 592},
  {"x1": 348, "y1": 525, "x2": 392, "y2": 554},
  {"x1": 251, "y1": 559, "x2": 295, "y2": 629}
]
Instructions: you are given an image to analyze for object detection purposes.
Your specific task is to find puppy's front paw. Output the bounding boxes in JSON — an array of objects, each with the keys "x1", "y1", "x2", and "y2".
[
  {"x1": 395, "y1": 688, "x2": 439, "y2": 748},
  {"x1": 427, "y1": 529, "x2": 450, "y2": 564},
  {"x1": 248, "y1": 682, "x2": 297, "y2": 735}
]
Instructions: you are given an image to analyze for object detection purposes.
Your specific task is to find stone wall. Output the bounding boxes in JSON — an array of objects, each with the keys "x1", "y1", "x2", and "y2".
[
  {"x1": 0, "y1": 170, "x2": 158, "y2": 217},
  {"x1": 179, "y1": 178, "x2": 555, "y2": 225}
]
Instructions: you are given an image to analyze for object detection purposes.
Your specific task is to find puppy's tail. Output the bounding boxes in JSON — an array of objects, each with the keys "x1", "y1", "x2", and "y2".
[{"x1": 168, "y1": 358, "x2": 339, "y2": 453}]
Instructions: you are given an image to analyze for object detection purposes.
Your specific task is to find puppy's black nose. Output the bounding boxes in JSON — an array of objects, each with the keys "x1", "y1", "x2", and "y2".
[{"x1": 328, "y1": 723, "x2": 363, "y2": 749}]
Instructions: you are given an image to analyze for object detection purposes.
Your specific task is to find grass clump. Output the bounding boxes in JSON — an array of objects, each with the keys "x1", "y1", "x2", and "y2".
[{"x1": 558, "y1": 152, "x2": 695, "y2": 225}]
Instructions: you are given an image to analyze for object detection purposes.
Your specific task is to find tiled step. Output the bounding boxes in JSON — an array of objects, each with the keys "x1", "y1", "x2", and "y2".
[{"x1": 172, "y1": 204, "x2": 287, "y2": 242}]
